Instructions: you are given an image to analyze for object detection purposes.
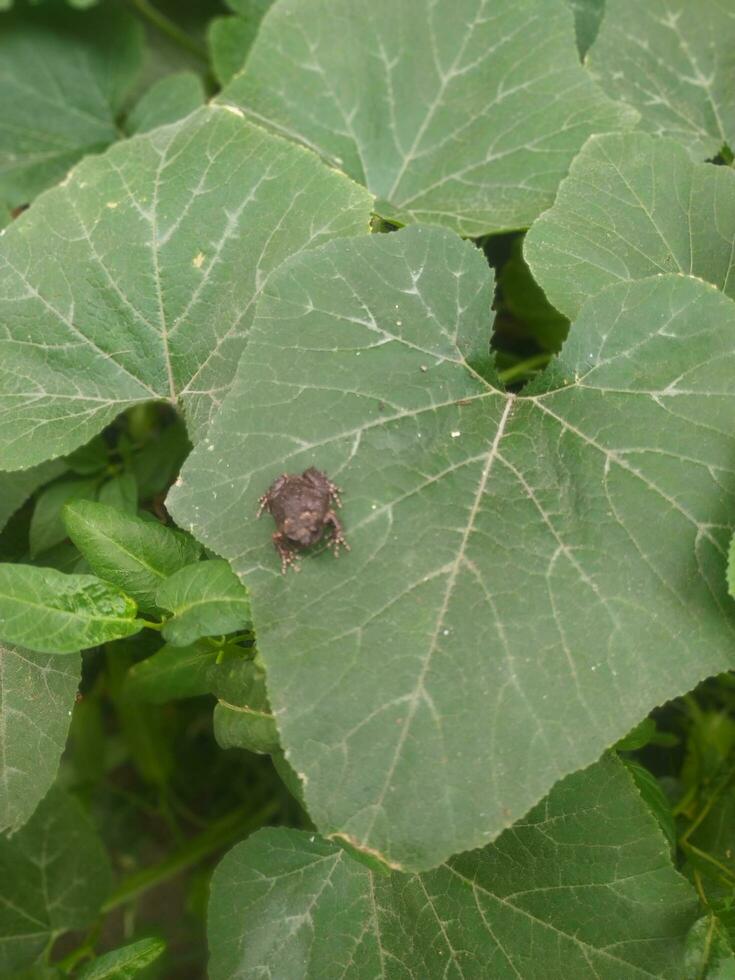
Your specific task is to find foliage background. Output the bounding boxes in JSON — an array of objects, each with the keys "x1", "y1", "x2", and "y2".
[{"x1": 0, "y1": 0, "x2": 735, "y2": 976}]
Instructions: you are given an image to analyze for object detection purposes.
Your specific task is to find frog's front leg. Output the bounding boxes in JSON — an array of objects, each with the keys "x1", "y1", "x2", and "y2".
[
  {"x1": 272, "y1": 532, "x2": 300, "y2": 573},
  {"x1": 325, "y1": 511, "x2": 349, "y2": 557},
  {"x1": 257, "y1": 474, "x2": 289, "y2": 517}
]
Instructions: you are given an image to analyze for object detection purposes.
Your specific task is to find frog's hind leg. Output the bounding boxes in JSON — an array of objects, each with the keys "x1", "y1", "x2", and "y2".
[
  {"x1": 272, "y1": 532, "x2": 301, "y2": 573},
  {"x1": 325, "y1": 511, "x2": 349, "y2": 557}
]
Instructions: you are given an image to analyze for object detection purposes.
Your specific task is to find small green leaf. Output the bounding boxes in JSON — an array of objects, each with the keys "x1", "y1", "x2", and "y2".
[
  {"x1": 208, "y1": 1, "x2": 273, "y2": 85},
  {"x1": 76, "y1": 937, "x2": 166, "y2": 979},
  {"x1": 587, "y1": 0, "x2": 735, "y2": 159},
  {"x1": 97, "y1": 472, "x2": 138, "y2": 515},
  {"x1": 208, "y1": 755, "x2": 698, "y2": 979},
  {"x1": 214, "y1": 701, "x2": 279, "y2": 755},
  {"x1": 214, "y1": 664, "x2": 278, "y2": 755},
  {"x1": 685, "y1": 916, "x2": 735, "y2": 980},
  {"x1": 125, "y1": 642, "x2": 228, "y2": 702},
  {"x1": 63, "y1": 500, "x2": 200, "y2": 614},
  {"x1": 0, "y1": 2, "x2": 143, "y2": 214},
  {"x1": 29, "y1": 477, "x2": 98, "y2": 558},
  {"x1": 623, "y1": 758, "x2": 677, "y2": 854},
  {"x1": 615, "y1": 717, "x2": 658, "y2": 752},
  {"x1": 64, "y1": 435, "x2": 109, "y2": 476},
  {"x1": 130, "y1": 418, "x2": 190, "y2": 499},
  {"x1": 0, "y1": 644, "x2": 80, "y2": 833},
  {"x1": 0, "y1": 787, "x2": 112, "y2": 975},
  {"x1": 125, "y1": 72, "x2": 205, "y2": 136},
  {"x1": 0, "y1": 460, "x2": 67, "y2": 535},
  {"x1": 156, "y1": 560, "x2": 251, "y2": 647},
  {"x1": 208, "y1": 16, "x2": 259, "y2": 86},
  {"x1": 0, "y1": 564, "x2": 141, "y2": 654}
]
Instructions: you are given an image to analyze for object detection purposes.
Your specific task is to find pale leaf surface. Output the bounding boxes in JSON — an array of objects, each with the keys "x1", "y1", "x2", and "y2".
[
  {"x1": 525, "y1": 132, "x2": 735, "y2": 320},
  {"x1": 0, "y1": 106, "x2": 373, "y2": 469},
  {"x1": 587, "y1": 0, "x2": 735, "y2": 159},
  {"x1": 170, "y1": 225, "x2": 735, "y2": 870},
  {"x1": 220, "y1": 0, "x2": 635, "y2": 235},
  {"x1": 208, "y1": 756, "x2": 698, "y2": 979}
]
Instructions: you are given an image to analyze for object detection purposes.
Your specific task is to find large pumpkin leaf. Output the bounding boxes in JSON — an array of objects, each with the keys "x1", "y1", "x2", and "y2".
[
  {"x1": 170, "y1": 225, "x2": 735, "y2": 871},
  {"x1": 0, "y1": 786, "x2": 111, "y2": 975},
  {"x1": 208, "y1": 755, "x2": 698, "y2": 979},
  {"x1": 0, "y1": 1, "x2": 143, "y2": 217},
  {"x1": 220, "y1": 0, "x2": 636, "y2": 236},
  {"x1": 524, "y1": 131, "x2": 735, "y2": 321},
  {"x1": 0, "y1": 644, "x2": 80, "y2": 833},
  {"x1": 0, "y1": 105, "x2": 373, "y2": 470},
  {"x1": 586, "y1": 0, "x2": 735, "y2": 159}
]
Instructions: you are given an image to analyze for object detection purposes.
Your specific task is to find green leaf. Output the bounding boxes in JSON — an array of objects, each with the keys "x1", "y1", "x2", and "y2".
[
  {"x1": 125, "y1": 642, "x2": 246, "y2": 702},
  {"x1": 622, "y1": 758, "x2": 677, "y2": 854},
  {"x1": 96, "y1": 472, "x2": 138, "y2": 515},
  {"x1": 30, "y1": 541, "x2": 87, "y2": 575},
  {"x1": 125, "y1": 72, "x2": 205, "y2": 136},
  {"x1": 0, "y1": 645, "x2": 80, "y2": 833},
  {"x1": 0, "y1": 2, "x2": 143, "y2": 215},
  {"x1": 156, "y1": 560, "x2": 251, "y2": 647},
  {"x1": 64, "y1": 435, "x2": 109, "y2": 476},
  {"x1": 130, "y1": 417, "x2": 190, "y2": 499},
  {"x1": 0, "y1": 105, "x2": 373, "y2": 470},
  {"x1": 63, "y1": 499, "x2": 200, "y2": 614},
  {"x1": 213, "y1": 662, "x2": 278, "y2": 755},
  {"x1": 208, "y1": 755, "x2": 698, "y2": 979},
  {"x1": 685, "y1": 916, "x2": 735, "y2": 980},
  {"x1": 76, "y1": 938, "x2": 166, "y2": 979},
  {"x1": 220, "y1": 0, "x2": 636, "y2": 236},
  {"x1": 170, "y1": 225, "x2": 735, "y2": 871},
  {"x1": 525, "y1": 132, "x2": 735, "y2": 322},
  {"x1": 213, "y1": 701, "x2": 279, "y2": 755},
  {"x1": 727, "y1": 533, "x2": 735, "y2": 598},
  {"x1": 497, "y1": 235, "x2": 569, "y2": 351},
  {"x1": 0, "y1": 786, "x2": 112, "y2": 975},
  {"x1": 615, "y1": 717, "x2": 657, "y2": 752},
  {"x1": 208, "y1": 16, "x2": 259, "y2": 86},
  {"x1": 29, "y1": 477, "x2": 99, "y2": 559},
  {"x1": 0, "y1": 460, "x2": 66, "y2": 535},
  {"x1": 567, "y1": 0, "x2": 605, "y2": 57},
  {"x1": 209, "y1": 2, "x2": 273, "y2": 85},
  {"x1": 587, "y1": 0, "x2": 735, "y2": 159},
  {"x1": 0, "y1": 564, "x2": 141, "y2": 654}
]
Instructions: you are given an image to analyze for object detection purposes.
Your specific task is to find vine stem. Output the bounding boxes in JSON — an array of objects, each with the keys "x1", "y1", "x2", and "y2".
[
  {"x1": 101, "y1": 800, "x2": 278, "y2": 913},
  {"x1": 497, "y1": 352, "x2": 551, "y2": 385},
  {"x1": 127, "y1": 0, "x2": 208, "y2": 61}
]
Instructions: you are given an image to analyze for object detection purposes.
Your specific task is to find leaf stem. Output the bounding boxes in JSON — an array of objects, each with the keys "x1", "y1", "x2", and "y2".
[
  {"x1": 127, "y1": 0, "x2": 207, "y2": 61},
  {"x1": 101, "y1": 800, "x2": 278, "y2": 913},
  {"x1": 498, "y1": 352, "x2": 551, "y2": 385}
]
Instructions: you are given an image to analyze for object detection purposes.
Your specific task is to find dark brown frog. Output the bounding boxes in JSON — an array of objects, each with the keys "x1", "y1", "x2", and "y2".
[{"x1": 257, "y1": 467, "x2": 348, "y2": 573}]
